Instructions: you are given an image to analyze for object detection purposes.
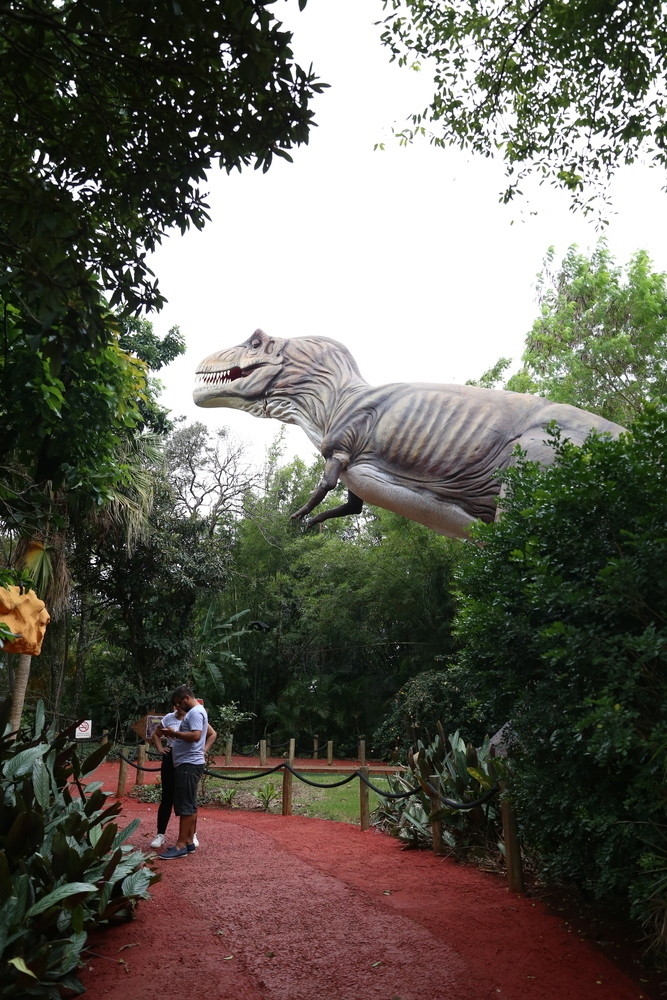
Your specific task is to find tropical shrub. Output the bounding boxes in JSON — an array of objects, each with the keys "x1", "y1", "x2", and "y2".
[
  {"x1": 0, "y1": 699, "x2": 158, "y2": 997},
  {"x1": 374, "y1": 726, "x2": 506, "y2": 856}
]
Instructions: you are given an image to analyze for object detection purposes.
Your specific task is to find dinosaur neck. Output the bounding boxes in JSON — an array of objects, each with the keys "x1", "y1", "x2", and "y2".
[{"x1": 265, "y1": 364, "x2": 367, "y2": 449}]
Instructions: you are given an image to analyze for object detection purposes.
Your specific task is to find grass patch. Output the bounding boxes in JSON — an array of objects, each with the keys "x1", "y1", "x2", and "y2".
[
  {"x1": 130, "y1": 770, "x2": 393, "y2": 825},
  {"x1": 293, "y1": 776, "x2": 389, "y2": 823}
]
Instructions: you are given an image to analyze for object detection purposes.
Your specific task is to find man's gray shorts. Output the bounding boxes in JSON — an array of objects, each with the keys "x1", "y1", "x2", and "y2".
[{"x1": 173, "y1": 763, "x2": 205, "y2": 816}]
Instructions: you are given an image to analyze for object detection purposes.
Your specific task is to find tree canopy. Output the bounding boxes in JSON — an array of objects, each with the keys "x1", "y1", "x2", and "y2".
[
  {"x1": 470, "y1": 243, "x2": 667, "y2": 427},
  {"x1": 0, "y1": 0, "x2": 324, "y2": 354},
  {"x1": 379, "y1": 0, "x2": 667, "y2": 210},
  {"x1": 0, "y1": 0, "x2": 324, "y2": 561}
]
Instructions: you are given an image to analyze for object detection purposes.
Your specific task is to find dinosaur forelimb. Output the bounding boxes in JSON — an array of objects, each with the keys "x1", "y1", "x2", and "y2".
[
  {"x1": 290, "y1": 456, "x2": 344, "y2": 521},
  {"x1": 304, "y1": 490, "x2": 364, "y2": 529}
]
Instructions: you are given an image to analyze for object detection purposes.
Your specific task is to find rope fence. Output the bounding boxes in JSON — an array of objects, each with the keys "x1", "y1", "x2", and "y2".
[
  {"x1": 115, "y1": 749, "x2": 500, "y2": 810},
  {"x1": 96, "y1": 733, "x2": 522, "y2": 893}
]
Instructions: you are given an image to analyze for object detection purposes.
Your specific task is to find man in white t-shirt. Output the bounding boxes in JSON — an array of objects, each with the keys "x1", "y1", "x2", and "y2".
[{"x1": 155, "y1": 685, "x2": 209, "y2": 860}]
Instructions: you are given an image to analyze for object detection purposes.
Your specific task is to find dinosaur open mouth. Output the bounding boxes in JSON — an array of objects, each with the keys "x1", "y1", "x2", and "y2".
[{"x1": 195, "y1": 363, "x2": 263, "y2": 387}]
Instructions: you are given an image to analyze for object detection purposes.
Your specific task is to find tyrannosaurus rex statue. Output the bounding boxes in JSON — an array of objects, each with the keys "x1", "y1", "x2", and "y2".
[{"x1": 193, "y1": 329, "x2": 624, "y2": 539}]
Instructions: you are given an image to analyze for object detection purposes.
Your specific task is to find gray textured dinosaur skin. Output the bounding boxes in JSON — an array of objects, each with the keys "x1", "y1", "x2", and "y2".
[{"x1": 193, "y1": 329, "x2": 625, "y2": 539}]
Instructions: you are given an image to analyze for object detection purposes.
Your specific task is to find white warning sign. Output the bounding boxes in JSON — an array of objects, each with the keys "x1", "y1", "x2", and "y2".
[{"x1": 75, "y1": 720, "x2": 92, "y2": 739}]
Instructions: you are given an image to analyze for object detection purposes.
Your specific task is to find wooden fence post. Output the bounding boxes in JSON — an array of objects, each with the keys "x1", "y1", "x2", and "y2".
[
  {"x1": 428, "y1": 774, "x2": 444, "y2": 856},
  {"x1": 358, "y1": 739, "x2": 366, "y2": 766},
  {"x1": 116, "y1": 755, "x2": 128, "y2": 799},
  {"x1": 259, "y1": 739, "x2": 267, "y2": 767},
  {"x1": 225, "y1": 738, "x2": 233, "y2": 766},
  {"x1": 327, "y1": 740, "x2": 333, "y2": 766},
  {"x1": 359, "y1": 766, "x2": 370, "y2": 831},
  {"x1": 281, "y1": 765, "x2": 293, "y2": 816},
  {"x1": 288, "y1": 738, "x2": 295, "y2": 765},
  {"x1": 501, "y1": 784, "x2": 525, "y2": 893},
  {"x1": 313, "y1": 737, "x2": 319, "y2": 760},
  {"x1": 136, "y1": 744, "x2": 147, "y2": 786},
  {"x1": 101, "y1": 730, "x2": 109, "y2": 745}
]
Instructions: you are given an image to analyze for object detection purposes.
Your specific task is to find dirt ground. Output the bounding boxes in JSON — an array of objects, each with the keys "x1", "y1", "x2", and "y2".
[{"x1": 77, "y1": 759, "x2": 650, "y2": 1000}]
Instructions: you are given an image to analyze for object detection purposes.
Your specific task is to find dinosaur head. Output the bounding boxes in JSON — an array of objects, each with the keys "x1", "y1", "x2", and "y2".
[
  {"x1": 193, "y1": 329, "x2": 285, "y2": 412},
  {"x1": 193, "y1": 330, "x2": 366, "y2": 419}
]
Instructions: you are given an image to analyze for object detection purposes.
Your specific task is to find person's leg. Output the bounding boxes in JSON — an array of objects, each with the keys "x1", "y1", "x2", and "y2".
[
  {"x1": 187, "y1": 765, "x2": 204, "y2": 846},
  {"x1": 176, "y1": 812, "x2": 196, "y2": 849},
  {"x1": 156, "y1": 752, "x2": 175, "y2": 836},
  {"x1": 176, "y1": 765, "x2": 203, "y2": 848},
  {"x1": 160, "y1": 764, "x2": 201, "y2": 858}
]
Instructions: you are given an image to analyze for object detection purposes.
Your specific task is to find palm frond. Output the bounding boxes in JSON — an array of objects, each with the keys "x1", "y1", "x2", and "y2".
[{"x1": 92, "y1": 434, "x2": 163, "y2": 550}]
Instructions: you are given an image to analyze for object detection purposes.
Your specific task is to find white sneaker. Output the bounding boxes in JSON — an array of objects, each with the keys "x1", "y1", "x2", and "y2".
[
  {"x1": 150, "y1": 834, "x2": 165, "y2": 849},
  {"x1": 193, "y1": 833, "x2": 199, "y2": 847}
]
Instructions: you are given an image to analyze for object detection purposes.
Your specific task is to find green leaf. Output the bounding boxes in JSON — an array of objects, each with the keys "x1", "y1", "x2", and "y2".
[
  {"x1": 7, "y1": 956, "x2": 38, "y2": 979},
  {"x1": 59, "y1": 974, "x2": 86, "y2": 995},
  {"x1": 4, "y1": 744, "x2": 47, "y2": 779},
  {"x1": 80, "y1": 740, "x2": 112, "y2": 775},
  {"x1": 467, "y1": 767, "x2": 493, "y2": 790},
  {"x1": 5, "y1": 813, "x2": 32, "y2": 858},
  {"x1": 112, "y1": 817, "x2": 140, "y2": 851},
  {"x1": 26, "y1": 882, "x2": 97, "y2": 918},
  {"x1": 32, "y1": 757, "x2": 51, "y2": 809},
  {"x1": 97, "y1": 880, "x2": 112, "y2": 915},
  {"x1": 121, "y1": 868, "x2": 153, "y2": 898},
  {"x1": 33, "y1": 700, "x2": 45, "y2": 738}
]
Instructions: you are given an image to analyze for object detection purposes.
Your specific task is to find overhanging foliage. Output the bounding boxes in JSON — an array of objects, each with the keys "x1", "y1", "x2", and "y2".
[{"x1": 379, "y1": 0, "x2": 667, "y2": 211}]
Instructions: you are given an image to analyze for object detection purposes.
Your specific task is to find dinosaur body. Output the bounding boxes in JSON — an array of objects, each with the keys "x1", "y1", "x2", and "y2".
[{"x1": 193, "y1": 330, "x2": 624, "y2": 538}]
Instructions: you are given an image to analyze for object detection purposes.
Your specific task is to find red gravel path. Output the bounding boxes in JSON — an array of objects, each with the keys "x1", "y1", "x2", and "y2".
[{"x1": 78, "y1": 761, "x2": 645, "y2": 1000}]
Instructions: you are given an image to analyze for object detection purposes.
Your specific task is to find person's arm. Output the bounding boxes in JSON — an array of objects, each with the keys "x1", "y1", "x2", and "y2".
[
  {"x1": 204, "y1": 724, "x2": 217, "y2": 753},
  {"x1": 156, "y1": 726, "x2": 202, "y2": 743},
  {"x1": 151, "y1": 729, "x2": 166, "y2": 754}
]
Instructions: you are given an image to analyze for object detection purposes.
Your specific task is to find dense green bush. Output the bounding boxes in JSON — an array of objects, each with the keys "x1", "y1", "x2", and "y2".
[
  {"x1": 372, "y1": 668, "x2": 485, "y2": 761},
  {"x1": 0, "y1": 699, "x2": 158, "y2": 997},
  {"x1": 454, "y1": 407, "x2": 667, "y2": 916}
]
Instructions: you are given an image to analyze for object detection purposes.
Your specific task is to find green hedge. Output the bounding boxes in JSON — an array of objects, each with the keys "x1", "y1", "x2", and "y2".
[{"x1": 454, "y1": 407, "x2": 667, "y2": 928}]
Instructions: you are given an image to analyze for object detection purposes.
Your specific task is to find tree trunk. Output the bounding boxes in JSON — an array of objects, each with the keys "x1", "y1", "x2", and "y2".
[
  {"x1": 52, "y1": 610, "x2": 69, "y2": 726},
  {"x1": 9, "y1": 653, "x2": 32, "y2": 734}
]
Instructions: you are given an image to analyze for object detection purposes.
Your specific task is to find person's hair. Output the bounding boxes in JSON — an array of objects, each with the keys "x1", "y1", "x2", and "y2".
[{"x1": 171, "y1": 684, "x2": 194, "y2": 705}]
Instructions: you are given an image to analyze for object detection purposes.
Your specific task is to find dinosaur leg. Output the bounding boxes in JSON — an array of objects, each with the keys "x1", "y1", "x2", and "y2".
[
  {"x1": 290, "y1": 456, "x2": 344, "y2": 522},
  {"x1": 304, "y1": 490, "x2": 363, "y2": 528},
  {"x1": 343, "y1": 463, "x2": 477, "y2": 539}
]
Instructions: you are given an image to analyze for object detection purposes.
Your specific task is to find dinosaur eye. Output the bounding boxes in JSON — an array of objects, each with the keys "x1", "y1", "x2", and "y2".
[{"x1": 251, "y1": 338, "x2": 261, "y2": 349}]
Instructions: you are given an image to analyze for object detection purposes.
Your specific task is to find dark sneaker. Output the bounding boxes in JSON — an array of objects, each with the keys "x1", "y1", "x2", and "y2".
[
  {"x1": 159, "y1": 846, "x2": 188, "y2": 859},
  {"x1": 186, "y1": 842, "x2": 196, "y2": 853}
]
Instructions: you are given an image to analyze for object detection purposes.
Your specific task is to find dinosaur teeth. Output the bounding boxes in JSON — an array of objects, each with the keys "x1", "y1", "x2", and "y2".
[{"x1": 196, "y1": 366, "x2": 245, "y2": 386}]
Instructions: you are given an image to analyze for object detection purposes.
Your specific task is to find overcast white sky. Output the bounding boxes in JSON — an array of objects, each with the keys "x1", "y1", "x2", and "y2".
[{"x1": 149, "y1": 0, "x2": 667, "y2": 466}]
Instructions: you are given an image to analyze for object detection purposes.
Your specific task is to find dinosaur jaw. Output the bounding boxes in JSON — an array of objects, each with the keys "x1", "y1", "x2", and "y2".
[
  {"x1": 193, "y1": 362, "x2": 267, "y2": 407},
  {"x1": 194, "y1": 358, "x2": 283, "y2": 408}
]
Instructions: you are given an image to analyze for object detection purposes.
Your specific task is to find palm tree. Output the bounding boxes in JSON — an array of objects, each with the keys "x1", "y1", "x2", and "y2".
[{"x1": 6, "y1": 434, "x2": 161, "y2": 730}]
